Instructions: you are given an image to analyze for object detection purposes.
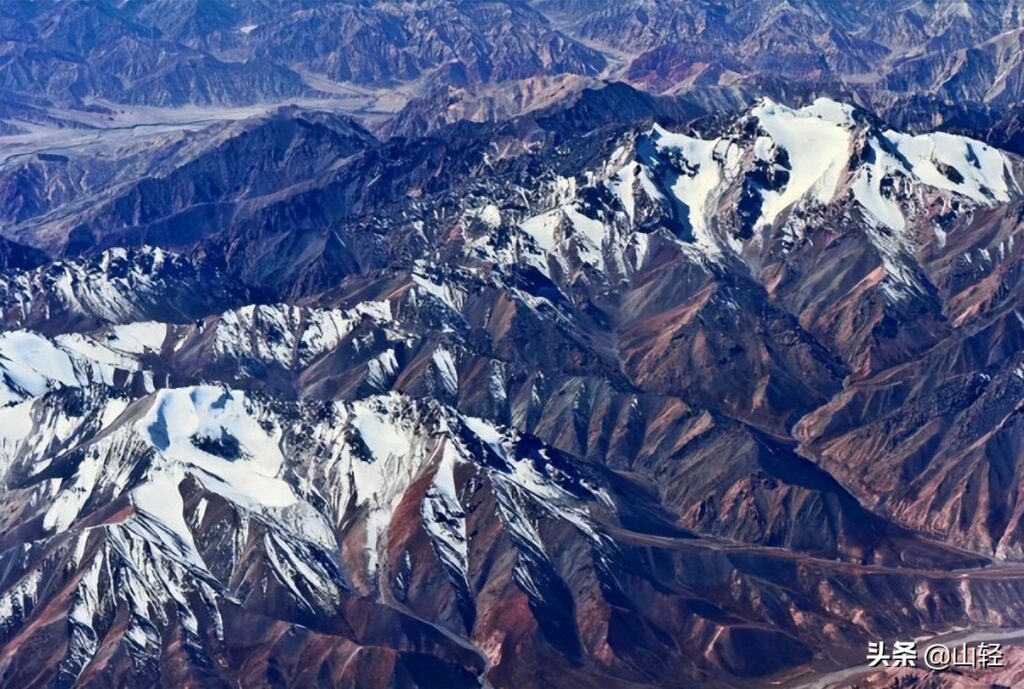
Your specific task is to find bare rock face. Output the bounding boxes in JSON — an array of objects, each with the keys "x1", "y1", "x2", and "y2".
[{"x1": 4, "y1": 88, "x2": 1024, "y2": 688}]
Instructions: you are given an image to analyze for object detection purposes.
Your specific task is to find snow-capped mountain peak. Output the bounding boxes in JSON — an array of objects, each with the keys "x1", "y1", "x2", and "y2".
[{"x1": 473, "y1": 98, "x2": 1020, "y2": 311}]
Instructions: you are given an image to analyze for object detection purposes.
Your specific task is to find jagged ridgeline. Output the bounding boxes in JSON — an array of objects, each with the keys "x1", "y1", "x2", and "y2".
[{"x1": 3, "y1": 93, "x2": 1024, "y2": 689}]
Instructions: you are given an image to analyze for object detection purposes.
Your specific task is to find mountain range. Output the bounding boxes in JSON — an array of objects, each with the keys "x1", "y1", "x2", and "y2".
[
  {"x1": 4, "y1": 2, "x2": 1024, "y2": 688},
  {"x1": 5, "y1": 1, "x2": 1024, "y2": 135}
]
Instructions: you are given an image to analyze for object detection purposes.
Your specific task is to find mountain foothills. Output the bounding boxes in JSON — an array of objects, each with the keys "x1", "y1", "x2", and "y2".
[{"x1": 3, "y1": 2, "x2": 1024, "y2": 689}]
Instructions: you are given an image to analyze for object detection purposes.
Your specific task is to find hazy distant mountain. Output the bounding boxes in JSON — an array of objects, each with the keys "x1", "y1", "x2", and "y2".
[
  {"x1": 0, "y1": 0, "x2": 605, "y2": 106},
  {"x1": 0, "y1": 0, "x2": 1023, "y2": 150},
  {"x1": 5, "y1": 0, "x2": 1024, "y2": 126}
]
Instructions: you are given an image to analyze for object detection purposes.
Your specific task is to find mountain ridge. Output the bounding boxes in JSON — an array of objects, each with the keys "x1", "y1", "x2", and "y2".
[{"x1": 3, "y1": 93, "x2": 1024, "y2": 687}]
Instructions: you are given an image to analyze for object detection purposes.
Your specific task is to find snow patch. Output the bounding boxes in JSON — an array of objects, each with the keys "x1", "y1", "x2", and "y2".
[
  {"x1": 136, "y1": 387, "x2": 295, "y2": 510},
  {"x1": 751, "y1": 98, "x2": 853, "y2": 227}
]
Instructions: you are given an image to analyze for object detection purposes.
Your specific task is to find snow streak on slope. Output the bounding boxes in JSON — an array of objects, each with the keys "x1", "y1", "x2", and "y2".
[
  {"x1": 211, "y1": 302, "x2": 395, "y2": 367},
  {"x1": 432, "y1": 347, "x2": 460, "y2": 395},
  {"x1": 647, "y1": 125, "x2": 739, "y2": 253},
  {"x1": 421, "y1": 443, "x2": 470, "y2": 594},
  {"x1": 0, "y1": 247, "x2": 225, "y2": 330},
  {"x1": 0, "y1": 331, "x2": 80, "y2": 405}
]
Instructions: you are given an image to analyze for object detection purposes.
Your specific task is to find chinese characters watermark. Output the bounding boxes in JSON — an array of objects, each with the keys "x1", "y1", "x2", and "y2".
[{"x1": 866, "y1": 640, "x2": 1004, "y2": 670}]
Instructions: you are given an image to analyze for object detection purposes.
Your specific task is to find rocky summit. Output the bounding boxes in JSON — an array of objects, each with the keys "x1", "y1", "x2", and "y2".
[{"x1": 3, "y1": 3, "x2": 1024, "y2": 689}]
